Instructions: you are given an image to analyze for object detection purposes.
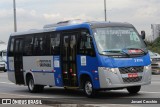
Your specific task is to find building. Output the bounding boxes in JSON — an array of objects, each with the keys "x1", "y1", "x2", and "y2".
[
  {"x1": 0, "y1": 40, "x2": 7, "y2": 51},
  {"x1": 150, "y1": 24, "x2": 160, "y2": 42}
]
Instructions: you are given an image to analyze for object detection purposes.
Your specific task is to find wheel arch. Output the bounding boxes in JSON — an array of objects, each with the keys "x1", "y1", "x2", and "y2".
[
  {"x1": 25, "y1": 72, "x2": 34, "y2": 85},
  {"x1": 79, "y1": 72, "x2": 93, "y2": 89}
]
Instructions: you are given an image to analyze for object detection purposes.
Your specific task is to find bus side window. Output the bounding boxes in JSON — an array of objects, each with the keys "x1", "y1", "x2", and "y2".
[
  {"x1": 33, "y1": 35, "x2": 45, "y2": 56},
  {"x1": 8, "y1": 37, "x2": 15, "y2": 57},
  {"x1": 0, "y1": 52, "x2": 2, "y2": 57},
  {"x1": 78, "y1": 31, "x2": 95, "y2": 57},
  {"x1": 50, "y1": 33, "x2": 60, "y2": 55},
  {"x1": 23, "y1": 36, "x2": 34, "y2": 56}
]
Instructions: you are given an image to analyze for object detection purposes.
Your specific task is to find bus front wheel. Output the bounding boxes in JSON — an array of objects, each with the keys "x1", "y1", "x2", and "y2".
[
  {"x1": 27, "y1": 76, "x2": 44, "y2": 93},
  {"x1": 127, "y1": 86, "x2": 141, "y2": 94},
  {"x1": 83, "y1": 79, "x2": 97, "y2": 98}
]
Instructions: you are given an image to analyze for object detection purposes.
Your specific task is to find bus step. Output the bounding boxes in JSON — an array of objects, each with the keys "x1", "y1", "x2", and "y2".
[{"x1": 64, "y1": 86, "x2": 79, "y2": 89}]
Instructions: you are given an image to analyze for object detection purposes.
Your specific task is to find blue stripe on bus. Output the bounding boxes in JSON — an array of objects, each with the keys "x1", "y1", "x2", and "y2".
[
  {"x1": 7, "y1": 70, "x2": 14, "y2": 72},
  {"x1": 53, "y1": 56, "x2": 63, "y2": 87},
  {"x1": 31, "y1": 70, "x2": 54, "y2": 73},
  {"x1": 77, "y1": 55, "x2": 100, "y2": 89},
  {"x1": 100, "y1": 53, "x2": 151, "y2": 68}
]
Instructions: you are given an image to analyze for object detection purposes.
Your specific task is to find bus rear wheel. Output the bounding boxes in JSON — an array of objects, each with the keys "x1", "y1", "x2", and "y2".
[
  {"x1": 127, "y1": 86, "x2": 141, "y2": 94},
  {"x1": 83, "y1": 79, "x2": 97, "y2": 98},
  {"x1": 27, "y1": 76, "x2": 44, "y2": 93}
]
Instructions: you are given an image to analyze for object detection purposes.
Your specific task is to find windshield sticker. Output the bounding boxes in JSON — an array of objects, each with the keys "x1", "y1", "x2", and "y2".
[
  {"x1": 97, "y1": 30, "x2": 131, "y2": 35},
  {"x1": 81, "y1": 56, "x2": 86, "y2": 66},
  {"x1": 54, "y1": 56, "x2": 60, "y2": 68}
]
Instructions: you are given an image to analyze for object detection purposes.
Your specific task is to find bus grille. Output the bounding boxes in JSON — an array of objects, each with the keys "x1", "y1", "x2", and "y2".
[
  {"x1": 122, "y1": 76, "x2": 142, "y2": 83},
  {"x1": 119, "y1": 66, "x2": 144, "y2": 74}
]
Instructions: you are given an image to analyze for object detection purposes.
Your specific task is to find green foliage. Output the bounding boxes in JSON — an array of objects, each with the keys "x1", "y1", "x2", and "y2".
[{"x1": 146, "y1": 37, "x2": 160, "y2": 54}]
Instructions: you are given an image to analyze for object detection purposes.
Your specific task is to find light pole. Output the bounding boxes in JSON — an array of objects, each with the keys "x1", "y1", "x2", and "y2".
[
  {"x1": 104, "y1": 0, "x2": 107, "y2": 21},
  {"x1": 13, "y1": 0, "x2": 17, "y2": 32}
]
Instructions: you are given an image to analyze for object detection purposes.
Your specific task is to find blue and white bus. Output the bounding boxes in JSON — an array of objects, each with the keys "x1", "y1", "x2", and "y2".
[{"x1": 7, "y1": 20, "x2": 151, "y2": 97}]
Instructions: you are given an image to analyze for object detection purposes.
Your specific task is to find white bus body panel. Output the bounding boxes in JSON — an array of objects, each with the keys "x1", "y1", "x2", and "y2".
[
  {"x1": 8, "y1": 57, "x2": 16, "y2": 83},
  {"x1": 23, "y1": 56, "x2": 55, "y2": 86},
  {"x1": 8, "y1": 56, "x2": 56, "y2": 86}
]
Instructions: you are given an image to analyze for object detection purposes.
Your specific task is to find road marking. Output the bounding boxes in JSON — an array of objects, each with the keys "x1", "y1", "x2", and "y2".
[
  {"x1": 151, "y1": 81, "x2": 160, "y2": 84},
  {"x1": 114, "y1": 90, "x2": 160, "y2": 94},
  {"x1": 0, "y1": 82, "x2": 14, "y2": 85},
  {"x1": 0, "y1": 93, "x2": 85, "y2": 99},
  {"x1": 0, "y1": 93, "x2": 50, "y2": 98},
  {"x1": 140, "y1": 91, "x2": 160, "y2": 94}
]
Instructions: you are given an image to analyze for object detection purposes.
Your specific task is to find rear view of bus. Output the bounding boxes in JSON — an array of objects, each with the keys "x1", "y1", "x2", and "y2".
[{"x1": 7, "y1": 20, "x2": 151, "y2": 97}]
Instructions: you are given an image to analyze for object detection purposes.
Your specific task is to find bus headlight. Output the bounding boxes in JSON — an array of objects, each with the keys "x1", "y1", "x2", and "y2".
[
  {"x1": 101, "y1": 67, "x2": 118, "y2": 74},
  {"x1": 110, "y1": 68, "x2": 117, "y2": 74},
  {"x1": 105, "y1": 68, "x2": 117, "y2": 74}
]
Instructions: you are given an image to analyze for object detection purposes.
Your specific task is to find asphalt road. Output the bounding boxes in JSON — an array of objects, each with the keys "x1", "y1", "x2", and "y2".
[{"x1": 0, "y1": 72, "x2": 160, "y2": 107}]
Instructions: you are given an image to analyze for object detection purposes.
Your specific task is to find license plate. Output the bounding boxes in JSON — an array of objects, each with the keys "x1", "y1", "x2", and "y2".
[{"x1": 128, "y1": 73, "x2": 138, "y2": 78}]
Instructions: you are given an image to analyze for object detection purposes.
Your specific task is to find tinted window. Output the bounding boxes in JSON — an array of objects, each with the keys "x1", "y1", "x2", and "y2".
[
  {"x1": 50, "y1": 33, "x2": 60, "y2": 55},
  {"x1": 23, "y1": 35, "x2": 34, "y2": 56},
  {"x1": 8, "y1": 37, "x2": 15, "y2": 56},
  {"x1": 78, "y1": 30, "x2": 95, "y2": 56},
  {"x1": 33, "y1": 35, "x2": 45, "y2": 56}
]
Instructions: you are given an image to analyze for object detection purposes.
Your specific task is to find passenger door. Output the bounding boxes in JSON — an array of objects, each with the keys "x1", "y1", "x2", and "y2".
[
  {"x1": 61, "y1": 33, "x2": 78, "y2": 87},
  {"x1": 14, "y1": 38, "x2": 24, "y2": 84}
]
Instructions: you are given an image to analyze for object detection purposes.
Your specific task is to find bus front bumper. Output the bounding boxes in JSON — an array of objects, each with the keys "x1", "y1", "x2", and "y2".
[{"x1": 98, "y1": 65, "x2": 151, "y2": 89}]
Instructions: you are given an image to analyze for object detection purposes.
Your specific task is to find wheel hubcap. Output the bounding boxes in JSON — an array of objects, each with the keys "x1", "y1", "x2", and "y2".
[{"x1": 85, "y1": 81, "x2": 92, "y2": 95}]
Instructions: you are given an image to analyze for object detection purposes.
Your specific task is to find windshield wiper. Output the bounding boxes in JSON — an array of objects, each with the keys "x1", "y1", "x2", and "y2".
[
  {"x1": 102, "y1": 50, "x2": 130, "y2": 55},
  {"x1": 102, "y1": 50, "x2": 121, "y2": 53}
]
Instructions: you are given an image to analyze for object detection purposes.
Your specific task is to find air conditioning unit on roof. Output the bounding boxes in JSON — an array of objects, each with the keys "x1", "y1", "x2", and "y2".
[{"x1": 43, "y1": 19, "x2": 87, "y2": 29}]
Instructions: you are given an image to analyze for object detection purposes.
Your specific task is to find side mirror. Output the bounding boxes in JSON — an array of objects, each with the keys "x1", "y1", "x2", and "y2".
[{"x1": 141, "y1": 31, "x2": 145, "y2": 40}]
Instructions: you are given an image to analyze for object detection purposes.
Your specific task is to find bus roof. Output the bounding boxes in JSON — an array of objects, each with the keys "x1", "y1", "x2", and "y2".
[
  {"x1": 10, "y1": 21, "x2": 134, "y2": 36},
  {"x1": 89, "y1": 21, "x2": 134, "y2": 28}
]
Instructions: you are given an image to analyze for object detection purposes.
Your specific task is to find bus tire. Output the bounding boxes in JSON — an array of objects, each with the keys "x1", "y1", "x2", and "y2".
[
  {"x1": 83, "y1": 78, "x2": 97, "y2": 98},
  {"x1": 127, "y1": 86, "x2": 141, "y2": 94},
  {"x1": 27, "y1": 76, "x2": 44, "y2": 93}
]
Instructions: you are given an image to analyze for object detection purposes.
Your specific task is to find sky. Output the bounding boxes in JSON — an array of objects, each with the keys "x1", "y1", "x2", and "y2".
[{"x1": 0, "y1": 0, "x2": 160, "y2": 43}]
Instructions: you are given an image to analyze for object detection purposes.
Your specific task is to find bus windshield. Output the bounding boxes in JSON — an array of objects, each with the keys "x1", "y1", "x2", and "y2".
[{"x1": 93, "y1": 27, "x2": 146, "y2": 55}]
